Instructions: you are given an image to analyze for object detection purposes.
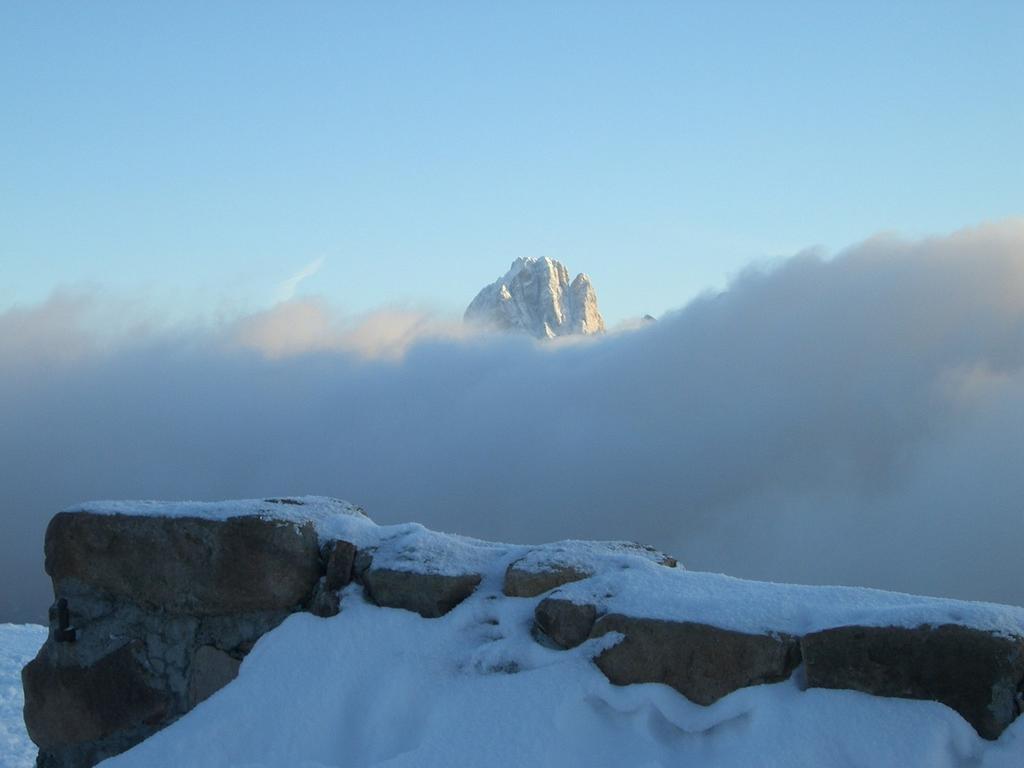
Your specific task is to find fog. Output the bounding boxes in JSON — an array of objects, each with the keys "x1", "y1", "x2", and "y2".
[{"x1": 3, "y1": 220, "x2": 1023, "y2": 622}]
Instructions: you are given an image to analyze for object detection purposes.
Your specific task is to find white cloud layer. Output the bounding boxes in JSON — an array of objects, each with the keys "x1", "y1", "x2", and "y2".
[
  {"x1": 231, "y1": 299, "x2": 473, "y2": 360},
  {"x1": 2, "y1": 219, "x2": 1023, "y2": 622}
]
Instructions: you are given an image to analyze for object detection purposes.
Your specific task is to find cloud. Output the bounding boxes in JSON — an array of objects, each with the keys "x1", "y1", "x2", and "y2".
[
  {"x1": 230, "y1": 299, "x2": 474, "y2": 360},
  {"x1": 2, "y1": 219, "x2": 1024, "y2": 623},
  {"x1": 0, "y1": 290, "x2": 159, "y2": 365},
  {"x1": 276, "y1": 257, "x2": 325, "y2": 303}
]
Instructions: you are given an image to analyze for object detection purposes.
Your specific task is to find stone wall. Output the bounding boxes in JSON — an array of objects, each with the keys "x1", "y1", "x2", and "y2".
[{"x1": 22, "y1": 503, "x2": 1024, "y2": 767}]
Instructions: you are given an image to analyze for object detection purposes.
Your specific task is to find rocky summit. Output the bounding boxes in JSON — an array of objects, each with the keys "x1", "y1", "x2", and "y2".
[{"x1": 465, "y1": 257, "x2": 605, "y2": 339}]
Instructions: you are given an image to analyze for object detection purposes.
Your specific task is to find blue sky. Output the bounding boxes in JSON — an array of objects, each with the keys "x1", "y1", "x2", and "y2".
[{"x1": 2, "y1": 1, "x2": 1021, "y2": 324}]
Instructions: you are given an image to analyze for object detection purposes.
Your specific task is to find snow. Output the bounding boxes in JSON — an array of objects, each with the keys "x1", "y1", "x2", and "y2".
[
  {"x1": 65, "y1": 496, "x2": 379, "y2": 545},
  {"x1": 0, "y1": 624, "x2": 47, "y2": 768},
  {"x1": 557, "y1": 564, "x2": 1024, "y2": 637},
  {"x1": 363, "y1": 523, "x2": 509, "y2": 577},
  {"x1": 507, "y1": 539, "x2": 673, "y2": 573},
  {"x1": 97, "y1": 589, "x2": 1024, "y2": 768}
]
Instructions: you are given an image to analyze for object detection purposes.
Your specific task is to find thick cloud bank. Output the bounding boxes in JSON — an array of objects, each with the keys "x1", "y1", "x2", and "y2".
[{"x1": 3, "y1": 220, "x2": 1024, "y2": 622}]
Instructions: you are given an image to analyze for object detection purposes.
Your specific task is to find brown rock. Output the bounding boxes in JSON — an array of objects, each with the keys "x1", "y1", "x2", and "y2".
[
  {"x1": 802, "y1": 624, "x2": 1024, "y2": 740},
  {"x1": 45, "y1": 512, "x2": 321, "y2": 615},
  {"x1": 591, "y1": 615, "x2": 801, "y2": 705},
  {"x1": 187, "y1": 645, "x2": 242, "y2": 708},
  {"x1": 534, "y1": 598, "x2": 597, "y2": 649},
  {"x1": 22, "y1": 641, "x2": 170, "y2": 750},
  {"x1": 308, "y1": 580, "x2": 342, "y2": 618},
  {"x1": 362, "y1": 567, "x2": 481, "y2": 618},
  {"x1": 323, "y1": 540, "x2": 357, "y2": 591}
]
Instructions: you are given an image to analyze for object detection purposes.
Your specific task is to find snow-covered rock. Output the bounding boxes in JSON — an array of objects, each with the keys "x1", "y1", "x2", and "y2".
[
  {"x1": 504, "y1": 540, "x2": 676, "y2": 598},
  {"x1": 465, "y1": 257, "x2": 605, "y2": 339},
  {"x1": 16, "y1": 496, "x2": 1024, "y2": 767}
]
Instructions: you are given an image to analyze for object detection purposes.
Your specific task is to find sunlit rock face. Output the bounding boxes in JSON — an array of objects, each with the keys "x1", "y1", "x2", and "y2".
[{"x1": 465, "y1": 257, "x2": 605, "y2": 339}]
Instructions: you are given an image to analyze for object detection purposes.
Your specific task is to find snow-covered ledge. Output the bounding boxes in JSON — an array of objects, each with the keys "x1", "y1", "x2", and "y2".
[{"x1": 22, "y1": 497, "x2": 1024, "y2": 767}]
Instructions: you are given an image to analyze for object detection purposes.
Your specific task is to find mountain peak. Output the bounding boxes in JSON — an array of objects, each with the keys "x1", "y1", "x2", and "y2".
[{"x1": 464, "y1": 258, "x2": 605, "y2": 339}]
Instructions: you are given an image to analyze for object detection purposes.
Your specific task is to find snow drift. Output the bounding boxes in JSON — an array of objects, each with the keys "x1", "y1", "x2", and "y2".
[{"x1": 1, "y1": 624, "x2": 47, "y2": 768}]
